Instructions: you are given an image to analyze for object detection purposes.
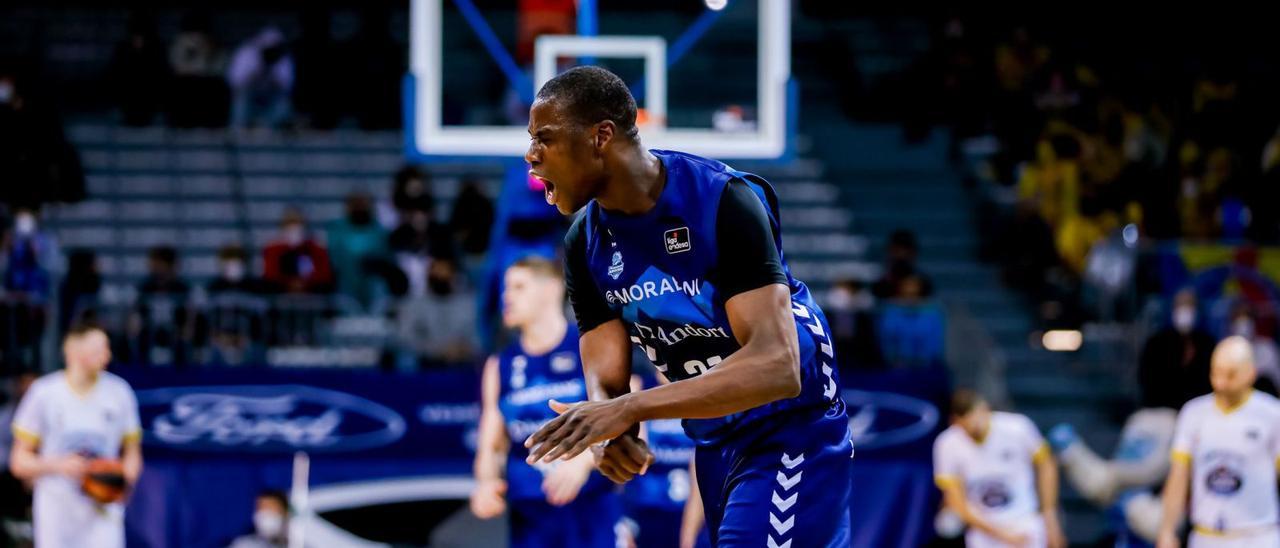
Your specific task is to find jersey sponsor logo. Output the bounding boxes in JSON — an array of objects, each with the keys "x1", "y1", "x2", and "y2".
[
  {"x1": 605, "y1": 276, "x2": 701, "y2": 305},
  {"x1": 970, "y1": 478, "x2": 1013, "y2": 509},
  {"x1": 608, "y1": 251, "x2": 625, "y2": 280},
  {"x1": 550, "y1": 352, "x2": 578, "y2": 373},
  {"x1": 652, "y1": 445, "x2": 696, "y2": 465},
  {"x1": 633, "y1": 321, "x2": 730, "y2": 346},
  {"x1": 1206, "y1": 465, "x2": 1244, "y2": 495},
  {"x1": 505, "y1": 379, "x2": 584, "y2": 406},
  {"x1": 664, "y1": 227, "x2": 691, "y2": 254},
  {"x1": 137, "y1": 385, "x2": 407, "y2": 452}
]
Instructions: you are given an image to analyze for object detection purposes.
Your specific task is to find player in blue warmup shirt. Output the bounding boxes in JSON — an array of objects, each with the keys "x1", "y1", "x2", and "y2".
[
  {"x1": 469, "y1": 257, "x2": 625, "y2": 548},
  {"x1": 625, "y1": 369, "x2": 711, "y2": 548},
  {"x1": 523, "y1": 66, "x2": 853, "y2": 547}
]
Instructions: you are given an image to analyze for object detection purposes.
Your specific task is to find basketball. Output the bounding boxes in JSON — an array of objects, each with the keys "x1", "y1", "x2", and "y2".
[{"x1": 81, "y1": 459, "x2": 127, "y2": 504}]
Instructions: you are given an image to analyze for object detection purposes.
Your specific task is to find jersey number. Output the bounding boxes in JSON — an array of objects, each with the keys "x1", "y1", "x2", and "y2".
[{"x1": 684, "y1": 355, "x2": 722, "y2": 376}]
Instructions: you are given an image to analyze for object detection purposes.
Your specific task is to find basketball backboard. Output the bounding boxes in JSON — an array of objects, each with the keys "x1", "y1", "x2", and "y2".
[{"x1": 405, "y1": 0, "x2": 793, "y2": 161}]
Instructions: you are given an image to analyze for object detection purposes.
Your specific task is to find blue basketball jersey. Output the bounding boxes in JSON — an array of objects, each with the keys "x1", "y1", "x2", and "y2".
[
  {"x1": 578, "y1": 150, "x2": 845, "y2": 445},
  {"x1": 497, "y1": 325, "x2": 613, "y2": 501}
]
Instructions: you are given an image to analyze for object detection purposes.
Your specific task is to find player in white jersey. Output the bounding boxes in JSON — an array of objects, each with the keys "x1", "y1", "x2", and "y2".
[
  {"x1": 933, "y1": 390, "x2": 1066, "y2": 548},
  {"x1": 1157, "y1": 336, "x2": 1280, "y2": 548},
  {"x1": 9, "y1": 324, "x2": 143, "y2": 548}
]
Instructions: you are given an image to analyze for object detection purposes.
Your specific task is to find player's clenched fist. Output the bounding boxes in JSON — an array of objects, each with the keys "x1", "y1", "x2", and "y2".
[
  {"x1": 525, "y1": 399, "x2": 639, "y2": 467},
  {"x1": 469, "y1": 478, "x2": 507, "y2": 519},
  {"x1": 592, "y1": 433, "x2": 654, "y2": 484}
]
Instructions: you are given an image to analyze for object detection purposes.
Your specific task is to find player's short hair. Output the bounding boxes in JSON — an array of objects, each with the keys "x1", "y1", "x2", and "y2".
[
  {"x1": 536, "y1": 66, "x2": 640, "y2": 139},
  {"x1": 64, "y1": 321, "x2": 105, "y2": 342},
  {"x1": 259, "y1": 489, "x2": 289, "y2": 510},
  {"x1": 950, "y1": 389, "x2": 987, "y2": 418},
  {"x1": 509, "y1": 256, "x2": 563, "y2": 281}
]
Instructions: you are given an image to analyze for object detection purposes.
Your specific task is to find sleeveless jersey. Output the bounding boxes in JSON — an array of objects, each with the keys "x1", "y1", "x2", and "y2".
[
  {"x1": 497, "y1": 325, "x2": 612, "y2": 500},
  {"x1": 578, "y1": 149, "x2": 845, "y2": 445}
]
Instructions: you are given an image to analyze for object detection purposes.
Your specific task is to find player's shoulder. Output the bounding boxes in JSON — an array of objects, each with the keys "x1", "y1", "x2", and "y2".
[
  {"x1": 1179, "y1": 394, "x2": 1216, "y2": 417},
  {"x1": 564, "y1": 210, "x2": 588, "y2": 249},
  {"x1": 992, "y1": 411, "x2": 1037, "y2": 433},
  {"x1": 1249, "y1": 390, "x2": 1280, "y2": 414},
  {"x1": 933, "y1": 424, "x2": 966, "y2": 449},
  {"x1": 98, "y1": 371, "x2": 137, "y2": 397},
  {"x1": 24, "y1": 372, "x2": 64, "y2": 398}
]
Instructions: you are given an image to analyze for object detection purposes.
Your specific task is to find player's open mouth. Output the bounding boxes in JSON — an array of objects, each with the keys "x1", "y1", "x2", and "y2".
[{"x1": 531, "y1": 171, "x2": 556, "y2": 204}]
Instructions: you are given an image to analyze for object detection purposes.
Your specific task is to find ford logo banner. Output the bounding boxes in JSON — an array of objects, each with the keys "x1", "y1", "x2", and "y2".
[
  {"x1": 136, "y1": 385, "x2": 407, "y2": 453},
  {"x1": 843, "y1": 388, "x2": 940, "y2": 451}
]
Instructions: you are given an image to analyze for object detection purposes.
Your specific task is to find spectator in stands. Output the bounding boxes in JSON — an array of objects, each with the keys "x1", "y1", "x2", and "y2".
[
  {"x1": 133, "y1": 246, "x2": 192, "y2": 365},
  {"x1": 1137, "y1": 289, "x2": 1214, "y2": 410},
  {"x1": 326, "y1": 192, "x2": 390, "y2": 308},
  {"x1": 106, "y1": 12, "x2": 168, "y2": 126},
  {"x1": 58, "y1": 249, "x2": 101, "y2": 335},
  {"x1": 2, "y1": 207, "x2": 59, "y2": 303},
  {"x1": 388, "y1": 166, "x2": 435, "y2": 226},
  {"x1": 227, "y1": 490, "x2": 288, "y2": 548},
  {"x1": 872, "y1": 229, "x2": 933, "y2": 299},
  {"x1": 389, "y1": 209, "x2": 452, "y2": 298},
  {"x1": 208, "y1": 245, "x2": 269, "y2": 295},
  {"x1": 168, "y1": 10, "x2": 229, "y2": 128},
  {"x1": 227, "y1": 27, "x2": 294, "y2": 130},
  {"x1": 1226, "y1": 301, "x2": 1280, "y2": 394},
  {"x1": 877, "y1": 272, "x2": 945, "y2": 368},
  {"x1": 825, "y1": 279, "x2": 882, "y2": 372},
  {"x1": 450, "y1": 177, "x2": 496, "y2": 262},
  {"x1": 262, "y1": 210, "x2": 333, "y2": 294},
  {"x1": 396, "y1": 256, "x2": 479, "y2": 366},
  {"x1": 0, "y1": 71, "x2": 86, "y2": 207}
]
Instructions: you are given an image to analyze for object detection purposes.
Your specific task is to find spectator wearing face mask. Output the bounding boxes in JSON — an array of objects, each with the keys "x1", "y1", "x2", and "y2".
[
  {"x1": 825, "y1": 279, "x2": 882, "y2": 373},
  {"x1": 262, "y1": 210, "x2": 333, "y2": 294},
  {"x1": 2, "y1": 207, "x2": 60, "y2": 303},
  {"x1": 396, "y1": 256, "x2": 480, "y2": 367},
  {"x1": 208, "y1": 245, "x2": 269, "y2": 295},
  {"x1": 1137, "y1": 289, "x2": 1215, "y2": 410},
  {"x1": 227, "y1": 490, "x2": 288, "y2": 548},
  {"x1": 1226, "y1": 302, "x2": 1280, "y2": 395},
  {"x1": 326, "y1": 192, "x2": 389, "y2": 308}
]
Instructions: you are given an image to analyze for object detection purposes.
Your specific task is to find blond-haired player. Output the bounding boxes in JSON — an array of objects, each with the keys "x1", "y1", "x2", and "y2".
[
  {"x1": 933, "y1": 389, "x2": 1066, "y2": 548},
  {"x1": 1157, "y1": 336, "x2": 1280, "y2": 548},
  {"x1": 10, "y1": 324, "x2": 143, "y2": 548}
]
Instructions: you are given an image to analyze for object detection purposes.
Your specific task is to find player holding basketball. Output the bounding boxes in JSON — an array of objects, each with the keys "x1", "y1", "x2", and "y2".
[
  {"x1": 470, "y1": 257, "x2": 626, "y2": 547},
  {"x1": 10, "y1": 323, "x2": 143, "y2": 548},
  {"x1": 523, "y1": 66, "x2": 852, "y2": 547},
  {"x1": 1156, "y1": 336, "x2": 1280, "y2": 548}
]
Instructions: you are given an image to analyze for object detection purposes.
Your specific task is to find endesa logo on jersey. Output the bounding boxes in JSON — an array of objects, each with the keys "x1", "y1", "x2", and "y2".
[
  {"x1": 136, "y1": 385, "x2": 407, "y2": 452},
  {"x1": 664, "y1": 227, "x2": 692, "y2": 254}
]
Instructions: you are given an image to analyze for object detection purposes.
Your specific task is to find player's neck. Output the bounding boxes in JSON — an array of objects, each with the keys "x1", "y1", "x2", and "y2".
[
  {"x1": 64, "y1": 366, "x2": 99, "y2": 395},
  {"x1": 595, "y1": 147, "x2": 665, "y2": 215},
  {"x1": 1215, "y1": 389, "x2": 1252, "y2": 413},
  {"x1": 520, "y1": 315, "x2": 568, "y2": 356}
]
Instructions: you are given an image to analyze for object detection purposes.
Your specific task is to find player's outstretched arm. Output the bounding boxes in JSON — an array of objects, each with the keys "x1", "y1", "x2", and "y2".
[
  {"x1": 470, "y1": 356, "x2": 510, "y2": 519},
  {"x1": 525, "y1": 283, "x2": 801, "y2": 464}
]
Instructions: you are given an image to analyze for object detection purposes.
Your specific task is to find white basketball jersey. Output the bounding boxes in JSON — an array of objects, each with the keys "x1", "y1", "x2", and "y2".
[
  {"x1": 11, "y1": 371, "x2": 141, "y2": 548},
  {"x1": 1172, "y1": 391, "x2": 1280, "y2": 533}
]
